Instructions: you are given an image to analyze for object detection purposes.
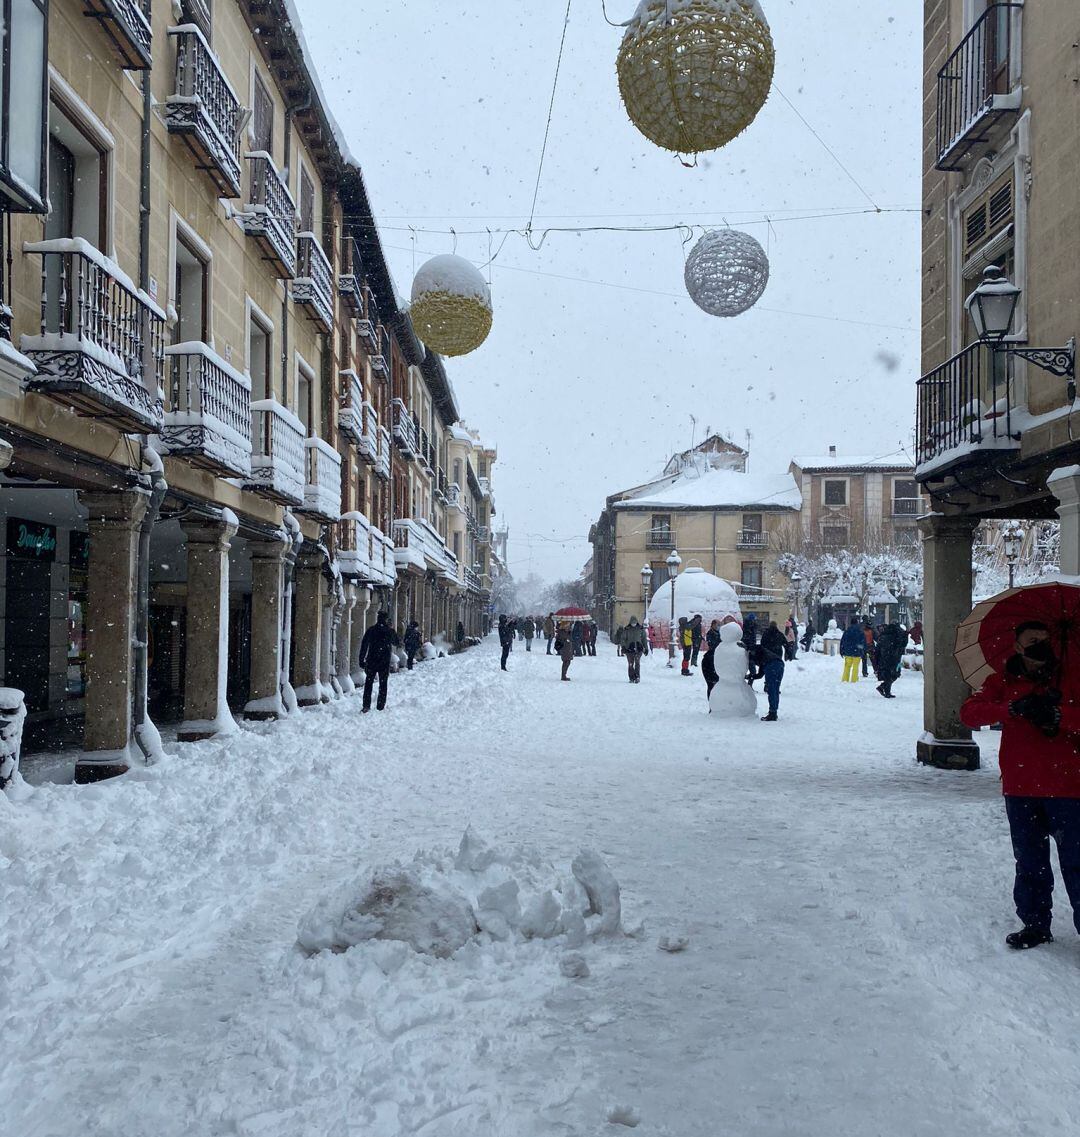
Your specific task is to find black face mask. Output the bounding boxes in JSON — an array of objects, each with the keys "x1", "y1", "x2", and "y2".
[{"x1": 1023, "y1": 640, "x2": 1055, "y2": 664}]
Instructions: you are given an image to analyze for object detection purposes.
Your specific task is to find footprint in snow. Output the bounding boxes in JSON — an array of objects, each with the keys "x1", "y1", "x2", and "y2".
[{"x1": 607, "y1": 1104, "x2": 642, "y2": 1127}]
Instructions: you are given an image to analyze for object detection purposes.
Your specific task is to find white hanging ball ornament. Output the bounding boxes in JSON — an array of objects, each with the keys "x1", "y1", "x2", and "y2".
[
  {"x1": 409, "y1": 255, "x2": 493, "y2": 357},
  {"x1": 684, "y1": 229, "x2": 769, "y2": 317},
  {"x1": 617, "y1": 0, "x2": 775, "y2": 155}
]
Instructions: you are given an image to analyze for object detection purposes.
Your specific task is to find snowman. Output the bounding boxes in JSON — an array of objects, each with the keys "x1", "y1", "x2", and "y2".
[{"x1": 707, "y1": 620, "x2": 758, "y2": 718}]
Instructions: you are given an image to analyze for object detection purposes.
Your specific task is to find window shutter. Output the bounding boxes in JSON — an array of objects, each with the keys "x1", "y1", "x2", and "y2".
[{"x1": 963, "y1": 173, "x2": 1013, "y2": 260}]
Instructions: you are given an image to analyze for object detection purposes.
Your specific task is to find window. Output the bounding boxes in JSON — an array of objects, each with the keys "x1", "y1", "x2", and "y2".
[
  {"x1": 742, "y1": 513, "x2": 762, "y2": 534},
  {"x1": 822, "y1": 525, "x2": 848, "y2": 549},
  {"x1": 247, "y1": 304, "x2": 273, "y2": 401},
  {"x1": 892, "y1": 479, "x2": 919, "y2": 516},
  {"x1": 295, "y1": 356, "x2": 315, "y2": 434},
  {"x1": 180, "y1": 0, "x2": 213, "y2": 41},
  {"x1": 823, "y1": 479, "x2": 847, "y2": 507},
  {"x1": 174, "y1": 233, "x2": 209, "y2": 344},
  {"x1": 252, "y1": 70, "x2": 273, "y2": 158},
  {"x1": 648, "y1": 514, "x2": 673, "y2": 548},
  {"x1": 963, "y1": 174, "x2": 1013, "y2": 262},
  {"x1": 0, "y1": 0, "x2": 49, "y2": 212},
  {"x1": 298, "y1": 164, "x2": 315, "y2": 234},
  {"x1": 47, "y1": 95, "x2": 109, "y2": 249},
  {"x1": 452, "y1": 459, "x2": 462, "y2": 487},
  {"x1": 741, "y1": 562, "x2": 763, "y2": 590}
]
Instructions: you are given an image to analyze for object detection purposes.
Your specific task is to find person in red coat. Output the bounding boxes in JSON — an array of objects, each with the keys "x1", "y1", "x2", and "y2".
[{"x1": 961, "y1": 619, "x2": 1080, "y2": 949}]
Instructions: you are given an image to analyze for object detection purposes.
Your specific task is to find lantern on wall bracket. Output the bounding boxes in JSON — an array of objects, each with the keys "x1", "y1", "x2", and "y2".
[
  {"x1": 0, "y1": 0, "x2": 49, "y2": 216},
  {"x1": 409, "y1": 254, "x2": 493, "y2": 358},
  {"x1": 684, "y1": 229, "x2": 769, "y2": 317},
  {"x1": 616, "y1": 0, "x2": 775, "y2": 156},
  {"x1": 965, "y1": 265, "x2": 1076, "y2": 400}
]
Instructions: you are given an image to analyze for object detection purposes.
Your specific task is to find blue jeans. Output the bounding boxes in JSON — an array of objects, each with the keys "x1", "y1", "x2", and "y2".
[
  {"x1": 763, "y1": 659, "x2": 784, "y2": 714},
  {"x1": 1005, "y1": 796, "x2": 1080, "y2": 932}
]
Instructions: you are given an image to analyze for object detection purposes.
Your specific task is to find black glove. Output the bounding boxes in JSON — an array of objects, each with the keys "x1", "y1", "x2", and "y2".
[{"x1": 1010, "y1": 692, "x2": 1062, "y2": 737}]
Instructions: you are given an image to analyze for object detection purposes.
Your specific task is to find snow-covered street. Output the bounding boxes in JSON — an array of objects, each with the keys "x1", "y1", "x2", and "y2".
[{"x1": 4, "y1": 641, "x2": 1080, "y2": 1137}]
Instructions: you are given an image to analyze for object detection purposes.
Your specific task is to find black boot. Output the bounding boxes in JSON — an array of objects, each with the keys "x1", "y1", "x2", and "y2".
[
  {"x1": 761, "y1": 712, "x2": 778, "y2": 722},
  {"x1": 1005, "y1": 926, "x2": 1053, "y2": 950}
]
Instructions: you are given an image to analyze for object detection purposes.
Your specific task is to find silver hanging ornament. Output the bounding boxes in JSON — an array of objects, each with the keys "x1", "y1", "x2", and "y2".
[{"x1": 684, "y1": 229, "x2": 769, "y2": 318}]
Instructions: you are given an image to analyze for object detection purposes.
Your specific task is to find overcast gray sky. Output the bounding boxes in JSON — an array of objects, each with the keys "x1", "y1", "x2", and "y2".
[{"x1": 296, "y1": 1, "x2": 923, "y2": 582}]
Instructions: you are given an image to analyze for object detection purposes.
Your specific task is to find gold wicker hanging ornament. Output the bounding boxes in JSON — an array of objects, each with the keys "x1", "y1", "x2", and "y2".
[
  {"x1": 617, "y1": 0, "x2": 775, "y2": 155},
  {"x1": 409, "y1": 255, "x2": 493, "y2": 357},
  {"x1": 684, "y1": 229, "x2": 769, "y2": 317}
]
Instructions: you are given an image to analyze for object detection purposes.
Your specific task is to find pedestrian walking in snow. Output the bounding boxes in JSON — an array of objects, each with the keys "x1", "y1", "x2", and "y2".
[
  {"x1": 741, "y1": 612, "x2": 759, "y2": 648},
  {"x1": 800, "y1": 619, "x2": 816, "y2": 653},
  {"x1": 456, "y1": 620, "x2": 465, "y2": 648},
  {"x1": 758, "y1": 622, "x2": 787, "y2": 721},
  {"x1": 909, "y1": 619, "x2": 923, "y2": 646},
  {"x1": 874, "y1": 622, "x2": 909, "y2": 698},
  {"x1": 543, "y1": 613, "x2": 555, "y2": 654},
  {"x1": 571, "y1": 620, "x2": 584, "y2": 657},
  {"x1": 403, "y1": 620, "x2": 422, "y2": 670},
  {"x1": 706, "y1": 619, "x2": 721, "y2": 651},
  {"x1": 358, "y1": 612, "x2": 400, "y2": 712},
  {"x1": 587, "y1": 620, "x2": 599, "y2": 657},
  {"x1": 614, "y1": 623, "x2": 625, "y2": 656},
  {"x1": 622, "y1": 616, "x2": 648, "y2": 683},
  {"x1": 840, "y1": 617, "x2": 865, "y2": 683},
  {"x1": 862, "y1": 619, "x2": 876, "y2": 678},
  {"x1": 679, "y1": 617, "x2": 693, "y2": 676},
  {"x1": 961, "y1": 619, "x2": 1080, "y2": 950},
  {"x1": 557, "y1": 621, "x2": 575, "y2": 680},
  {"x1": 689, "y1": 614, "x2": 704, "y2": 668},
  {"x1": 523, "y1": 616, "x2": 536, "y2": 651},
  {"x1": 498, "y1": 615, "x2": 515, "y2": 671}
]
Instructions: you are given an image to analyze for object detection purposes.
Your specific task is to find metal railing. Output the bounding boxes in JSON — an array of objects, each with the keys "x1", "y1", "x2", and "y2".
[
  {"x1": 243, "y1": 153, "x2": 297, "y2": 277},
  {"x1": 446, "y1": 482, "x2": 461, "y2": 507},
  {"x1": 646, "y1": 528, "x2": 676, "y2": 550},
  {"x1": 358, "y1": 401, "x2": 379, "y2": 463},
  {"x1": 936, "y1": 3, "x2": 1021, "y2": 170},
  {"x1": 392, "y1": 397, "x2": 418, "y2": 455},
  {"x1": 892, "y1": 497, "x2": 920, "y2": 516},
  {"x1": 915, "y1": 342, "x2": 1018, "y2": 468},
  {"x1": 338, "y1": 237, "x2": 364, "y2": 316},
  {"x1": 338, "y1": 369, "x2": 363, "y2": 443},
  {"x1": 358, "y1": 287, "x2": 380, "y2": 351},
  {"x1": 302, "y1": 437, "x2": 342, "y2": 520},
  {"x1": 736, "y1": 530, "x2": 768, "y2": 550},
  {"x1": 22, "y1": 241, "x2": 164, "y2": 432},
  {"x1": 165, "y1": 26, "x2": 242, "y2": 196},
  {"x1": 370, "y1": 325, "x2": 389, "y2": 377},
  {"x1": 249, "y1": 398, "x2": 305, "y2": 504},
  {"x1": 375, "y1": 425, "x2": 392, "y2": 479},
  {"x1": 85, "y1": 0, "x2": 153, "y2": 69},
  {"x1": 293, "y1": 233, "x2": 334, "y2": 331}
]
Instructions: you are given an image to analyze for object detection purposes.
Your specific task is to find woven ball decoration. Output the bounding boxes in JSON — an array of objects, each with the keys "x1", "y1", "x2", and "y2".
[
  {"x1": 409, "y1": 255, "x2": 493, "y2": 357},
  {"x1": 684, "y1": 229, "x2": 769, "y2": 317},
  {"x1": 617, "y1": 0, "x2": 775, "y2": 155}
]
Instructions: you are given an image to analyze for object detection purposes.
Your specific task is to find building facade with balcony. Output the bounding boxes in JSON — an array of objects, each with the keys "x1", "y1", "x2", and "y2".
[
  {"x1": 589, "y1": 436, "x2": 801, "y2": 634},
  {"x1": 0, "y1": 0, "x2": 505, "y2": 780},
  {"x1": 916, "y1": 0, "x2": 1080, "y2": 769}
]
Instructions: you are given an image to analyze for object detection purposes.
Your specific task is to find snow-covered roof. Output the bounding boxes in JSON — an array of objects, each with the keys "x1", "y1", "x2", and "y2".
[
  {"x1": 792, "y1": 454, "x2": 914, "y2": 473},
  {"x1": 614, "y1": 464, "x2": 801, "y2": 510}
]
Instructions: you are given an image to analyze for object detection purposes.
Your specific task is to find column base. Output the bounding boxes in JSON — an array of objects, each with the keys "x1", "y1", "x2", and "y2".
[
  {"x1": 916, "y1": 735, "x2": 980, "y2": 771},
  {"x1": 177, "y1": 719, "x2": 238, "y2": 744},
  {"x1": 75, "y1": 750, "x2": 131, "y2": 784}
]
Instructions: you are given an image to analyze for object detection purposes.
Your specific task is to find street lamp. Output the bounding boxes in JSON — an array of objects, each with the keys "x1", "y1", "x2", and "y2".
[
  {"x1": 640, "y1": 563, "x2": 653, "y2": 625},
  {"x1": 1002, "y1": 521, "x2": 1024, "y2": 590},
  {"x1": 965, "y1": 265, "x2": 1076, "y2": 398},
  {"x1": 790, "y1": 572, "x2": 802, "y2": 622},
  {"x1": 666, "y1": 549, "x2": 682, "y2": 667}
]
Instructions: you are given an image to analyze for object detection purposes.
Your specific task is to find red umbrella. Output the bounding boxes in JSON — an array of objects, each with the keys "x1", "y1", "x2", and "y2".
[
  {"x1": 954, "y1": 581, "x2": 1080, "y2": 689},
  {"x1": 554, "y1": 606, "x2": 590, "y2": 623}
]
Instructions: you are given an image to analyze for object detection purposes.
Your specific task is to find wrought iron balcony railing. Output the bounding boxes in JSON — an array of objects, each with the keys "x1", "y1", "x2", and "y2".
[
  {"x1": 646, "y1": 528, "x2": 676, "y2": 550},
  {"x1": 477, "y1": 525, "x2": 491, "y2": 545},
  {"x1": 338, "y1": 369, "x2": 363, "y2": 444},
  {"x1": 242, "y1": 153, "x2": 297, "y2": 278},
  {"x1": 165, "y1": 26, "x2": 242, "y2": 197},
  {"x1": 392, "y1": 518, "x2": 456, "y2": 576},
  {"x1": 736, "y1": 530, "x2": 768, "y2": 550},
  {"x1": 936, "y1": 3, "x2": 1022, "y2": 171},
  {"x1": 247, "y1": 398, "x2": 305, "y2": 505},
  {"x1": 357, "y1": 287, "x2": 380, "y2": 351},
  {"x1": 337, "y1": 511, "x2": 371, "y2": 580},
  {"x1": 375, "y1": 425, "x2": 392, "y2": 480},
  {"x1": 292, "y1": 233, "x2": 334, "y2": 332},
  {"x1": 162, "y1": 342, "x2": 252, "y2": 478},
  {"x1": 893, "y1": 497, "x2": 920, "y2": 516},
  {"x1": 85, "y1": 0, "x2": 152, "y2": 70},
  {"x1": 301, "y1": 436, "x2": 342, "y2": 521},
  {"x1": 392, "y1": 397, "x2": 418, "y2": 456},
  {"x1": 370, "y1": 326, "x2": 389, "y2": 377},
  {"x1": 369, "y1": 525, "x2": 397, "y2": 587},
  {"x1": 22, "y1": 240, "x2": 164, "y2": 434},
  {"x1": 916, "y1": 342, "x2": 1019, "y2": 471},
  {"x1": 446, "y1": 482, "x2": 461, "y2": 508},
  {"x1": 358, "y1": 402, "x2": 379, "y2": 464},
  {"x1": 338, "y1": 237, "x2": 364, "y2": 317}
]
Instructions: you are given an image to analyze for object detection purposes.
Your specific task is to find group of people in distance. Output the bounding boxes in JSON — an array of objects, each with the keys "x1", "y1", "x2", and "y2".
[{"x1": 498, "y1": 613, "x2": 601, "y2": 681}]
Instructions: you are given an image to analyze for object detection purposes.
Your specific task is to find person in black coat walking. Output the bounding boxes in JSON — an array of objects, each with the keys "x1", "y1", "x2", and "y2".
[
  {"x1": 403, "y1": 620, "x2": 422, "y2": 670},
  {"x1": 498, "y1": 615, "x2": 515, "y2": 671},
  {"x1": 358, "y1": 612, "x2": 400, "y2": 712},
  {"x1": 701, "y1": 641, "x2": 719, "y2": 706},
  {"x1": 800, "y1": 619, "x2": 816, "y2": 653},
  {"x1": 874, "y1": 622, "x2": 910, "y2": 698},
  {"x1": 758, "y1": 622, "x2": 787, "y2": 722}
]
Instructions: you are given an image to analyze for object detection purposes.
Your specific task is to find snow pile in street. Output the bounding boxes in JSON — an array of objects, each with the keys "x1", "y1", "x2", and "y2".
[{"x1": 298, "y1": 828, "x2": 622, "y2": 957}]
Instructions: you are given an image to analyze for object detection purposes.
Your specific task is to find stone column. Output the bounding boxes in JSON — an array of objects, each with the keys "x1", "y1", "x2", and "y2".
[
  {"x1": 293, "y1": 549, "x2": 325, "y2": 706},
  {"x1": 337, "y1": 585, "x2": 358, "y2": 694},
  {"x1": 178, "y1": 516, "x2": 239, "y2": 742},
  {"x1": 244, "y1": 537, "x2": 290, "y2": 720},
  {"x1": 77, "y1": 490, "x2": 149, "y2": 783},
  {"x1": 1048, "y1": 466, "x2": 1080, "y2": 576},
  {"x1": 352, "y1": 586, "x2": 371, "y2": 684},
  {"x1": 322, "y1": 584, "x2": 341, "y2": 700},
  {"x1": 917, "y1": 513, "x2": 980, "y2": 770}
]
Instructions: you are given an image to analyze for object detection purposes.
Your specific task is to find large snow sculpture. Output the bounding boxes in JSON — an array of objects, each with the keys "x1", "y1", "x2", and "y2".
[
  {"x1": 616, "y1": 0, "x2": 775, "y2": 155},
  {"x1": 409, "y1": 254, "x2": 493, "y2": 357},
  {"x1": 684, "y1": 229, "x2": 770, "y2": 317},
  {"x1": 707, "y1": 620, "x2": 757, "y2": 718},
  {"x1": 646, "y1": 566, "x2": 741, "y2": 647}
]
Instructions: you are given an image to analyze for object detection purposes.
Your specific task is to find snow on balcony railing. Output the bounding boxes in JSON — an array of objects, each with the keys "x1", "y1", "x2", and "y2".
[
  {"x1": 370, "y1": 325, "x2": 389, "y2": 377},
  {"x1": 645, "y1": 527, "x2": 676, "y2": 550},
  {"x1": 358, "y1": 401, "x2": 378, "y2": 463},
  {"x1": 392, "y1": 518, "x2": 455, "y2": 575},
  {"x1": 85, "y1": 0, "x2": 153, "y2": 70},
  {"x1": 375, "y1": 425, "x2": 391, "y2": 480},
  {"x1": 21, "y1": 238, "x2": 164, "y2": 434},
  {"x1": 293, "y1": 233, "x2": 334, "y2": 332},
  {"x1": 392, "y1": 397, "x2": 418, "y2": 456},
  {"x1": 736, "y1": 530, "x2": 768, "y2": 550},
  {"x1": 446, "y1": 482, "x2": 461, "y2": 508},
  {"x1": 357, "y1": 286, "x2": 380, "y2": 352},
  {"x1": 162, "y1": 342, "x2": 252, "y2": 478},
  {"x1": 165, "y1": 25, "x2": 242, "y2": 197},
  {"x1": 242, "y1": 153, "x2": 297, "y2": 278},
  {"x1": 247, "y1": 398, "x2": 304, "y2": 505},
  {"x1": 338, "y1": 369, "x2": 363, "y2": 444},
  {"x1": 338, "y1": 511, "x2": 372, "y2": 579},
  {"x1": 302, "y1": 436, "x2": 342, "y2": 520}
]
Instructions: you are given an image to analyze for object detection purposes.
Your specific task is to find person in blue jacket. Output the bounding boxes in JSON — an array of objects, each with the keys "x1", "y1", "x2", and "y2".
[{"x1": 839, "y1": 616, "x2": 866, "y2": 683}]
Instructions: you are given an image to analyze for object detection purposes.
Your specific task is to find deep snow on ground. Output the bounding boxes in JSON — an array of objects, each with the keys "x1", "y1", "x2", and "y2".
[{"x1": 3, "y1": 640, "x2": 1080, "y2": 1136}]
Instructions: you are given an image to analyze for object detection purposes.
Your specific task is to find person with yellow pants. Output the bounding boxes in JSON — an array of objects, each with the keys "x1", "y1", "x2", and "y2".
[{"x1": 839, "y1": 617, "x2": 866, "y2": 682}]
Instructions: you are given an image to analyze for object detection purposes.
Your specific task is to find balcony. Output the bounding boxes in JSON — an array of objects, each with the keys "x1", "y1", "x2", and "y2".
[
  {"x1": 478, "y1": 476, "x2": 492, "y2": 499},
  {"x1": 477, "y1": 525, "x2": 491, "y2": 545},
  {"x1": 357, "y1": 288, "x2": 380, "y2": 352},
  {"x1": 338, "y1": 369, "x2": 363, "y2": 444},
  {"x1": 434, "y1": 467, "x2": 447, "y2": 503},
  {"x1": 247, "y1": 398, "x2": 305, "y2": 505},
  {"x1": 85, "y1": 0, "x2": 152, "y2": 70},
  {"x1": 392, "y1": 518, "x2": 456, "y2": 576},
  {"x1": 161, "y1": 343, "x2": 252, "y2": 478},
  {"x1": 375, "y1": 425, "x2": 392, "y2": 480},
  {"x1": 21, "y1": 239, "x2": 164, "y2": 434},
  {"x1": 418, "y1": 428, "x2": 435, "y2": 475},
  {"x1": 165, "y1": 26, "x2": 242, "y2": 197},
  {"x1": 301, "y1": 436, "x2": 342, "y2": 521},
  {"x1": 464, "y1": 565, "x2": 482, "y2": 593},
  {"x1": 358, "y1": 403, "x2": 378, "y2": 464},
  {"x1": 892, "y1": 497, "x2": 920, "y2": 517},
  {"x1": 392, "y1": 398, "x2": 418, "y2": 457},
  {"x1": 736, "y1": 530, "x2": 768, "y2": 551},
  {"x1": 242, "y1": 154, "x2": 297, "y2": 278},
  {"x1": 368, "y1": 525, "x2": 397, "y2": 587},
  {"x1": 646, "y1": 528, "x2": 676, "y2": 550},
  {"x1": 338, "y1": 512, "x2": 371, "y2": 580},
  {"x1": 370, "y1": 326, "x2": 390, "y2": 378},
  {"x1": 935, "y1": 3, "x2": 1022, "y2": 171},
  {"x1": 338, "y1": 238, "x2": 364, "y2": 317},
  {"x1": 916, "y1": 342, "x2": 1019, "y2": 473},
  {"x1": 293, "y1": 233, "x2": 334, "y2": 332},
  {"x1": 446, "y1": 482, "x2": 462, "y2": 509}
]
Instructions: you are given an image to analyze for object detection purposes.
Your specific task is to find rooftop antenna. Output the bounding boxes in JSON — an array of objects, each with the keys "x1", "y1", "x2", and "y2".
[{"x1": 745, "y1": 429, "x2": 752, "y2": 472}]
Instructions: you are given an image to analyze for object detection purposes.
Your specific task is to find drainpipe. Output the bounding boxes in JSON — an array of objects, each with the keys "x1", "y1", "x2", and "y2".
[
  {"x1": 279, "y1": 511, "x2": 303, "y2": 712},
  {"x1": 138, "y1": 69, "x2": 152, "y2": 290},
  {"x1": 133, "y1": 445, "x2": 168, "y2": 763},
  {"x1": 280, "y1": 95, "x2": 312, "y2": 408}
]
